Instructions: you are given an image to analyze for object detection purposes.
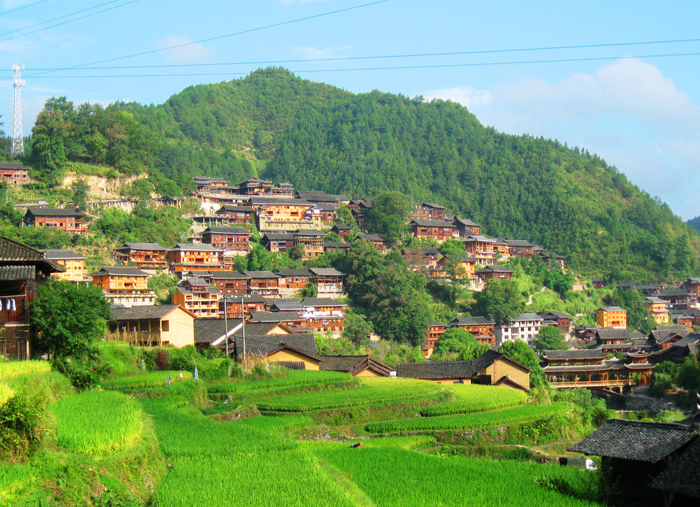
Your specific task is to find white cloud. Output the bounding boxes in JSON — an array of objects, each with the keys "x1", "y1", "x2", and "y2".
[
  {"x1": 292, "y1": 45, "x2": 350, "y2": 60},
  {"x1": 426, "y1": 58, "x2": 700, "y2": 219},
  {"x1": 157, "y1": 37, "x2": 212, "y2": 65}
]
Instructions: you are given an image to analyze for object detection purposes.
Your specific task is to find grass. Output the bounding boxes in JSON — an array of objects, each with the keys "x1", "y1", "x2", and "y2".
[
  {"x1": 101, "y1": 370, "x2": 193, "y2": 389},
  {"x1": 420, "y1": 384, "x2": 527, "y2": 416},
  {"x1": 367, "y1": 403, "x2": 573, "y2": 433},
  {"x1": 308, "y1": 442, "x2": 602, "y2": 506},
  {"x1": 50, "y1": 390, "x2": 144, "y2": 457},
  {"x1": 0, "y1": 361, "x2": 51, "y2": 380},
  {"x1": 0, "y1": 383, "x2": 13, "y2": 406},
  {"x1": 256, "y1": 377, "x2": 446, "y2": 413}
]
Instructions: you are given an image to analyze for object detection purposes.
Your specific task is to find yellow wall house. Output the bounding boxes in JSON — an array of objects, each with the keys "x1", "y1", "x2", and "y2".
[
  {"x1": 109, "y1": 304, "x2": 196, "y2": 348},
  {"x1": 44, "y1": 249, "x2": 87, "y2": 282},
  {"x1": 234, "y1": 332, "x2": 319, "y2": 369},
  {"x1": 595, "y1": 306, "x2": 628, "y2": 328}
]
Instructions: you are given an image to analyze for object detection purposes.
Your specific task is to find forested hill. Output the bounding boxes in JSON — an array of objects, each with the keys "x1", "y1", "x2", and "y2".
[{"x1": 29, "y1": 68, "x2": 699, "y2": 281}]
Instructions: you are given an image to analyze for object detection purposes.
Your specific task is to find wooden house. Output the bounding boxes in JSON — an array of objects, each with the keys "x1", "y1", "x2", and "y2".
[
  {"x1": 194, "y1": 176, "x2": 230, "y2": 190},
  {"x1": 476, "y1": 265, "x2": 515, "y2": 282},
  {"x1": 220, "y1": 294, "x2": 267, "y2": 319},
  {"x1": 108, "y1": 304, "x2": 196, "y2": 347},
  {"x1": 236, "y1": 178, "x2": 294, "y2": 198},
  {"x1": 649, "y1": 326, "x2": 691, "y2": 350},
  {"x1": 538, "y1": 251, "x2": 566, "y2": 269},
  {"x1": 452, "y1": 217, "x2": 480, "y2": 237},
  {"x1": 167, "y1": 244, "x2": 225, "y2": 273},
  {"x1": 538, "y1": 311, "x2": 572, "y2": 335},
  {"x1": 113, "y1": 242, "x2": 169, "y2": 270},
  {"x1": 651, "y1": 333, "x2": 700, "y2": 363},
  {"x1": 275, "y1": 269, "x2": 313, "y2": 296},
  {"x1": 401, "y1": 246, "x2": 439, "y2": 272},
  {"x1": 432, "y1": 255, "x2": 477, "y2": 280},
  {"x1": 294, "y1": 229, "x2": 326, "y2": 258},
  {"x1": 318, "y1": 355, "x2": 391, "y2": 377},
  {"x1": 496, "y1": 313, "x2": 543, "y2": 346},
  {"x1": 194, "y1": 319, "x2": 296, "y2": 351},
  {"x1": 297, "y1": 297, "x2": 346, "y2": 334},
  {"x1": 215, "y1": 204, "x2": 255, "y2": 224},
  {"x1": 594, "y1": 328, "x2": 634, "y2": 353},
  {"x1": 323, "y1": 241, "x2": 351, "y2": 254},
  {"x1": 207, "y1": 270, "x2": 250, "y2": 296},
  {"x1": 0, "y1": 236, "x2": 64, "y2": 359},
  {"x1": 252, "y1": 197, "x2": 322, "y2": 231},
  {"x1": 262, "y1": 232, "x2": 296, "y2": 254},
  {"x1": 91, "y1": 266, "x2": 155, "y2": 307},
  {"x1": 595, "y1": 306, "x2": 627, "y2": 328},
  {"x1": 568, "y1": 420, "x2": 700, "y2": 506},
  {"x1": 505, "y1": 239, "x2": 535, "y2": 258},
  {"x1": 0, "y1": 162, "x2": 29, "y2": 185},
  {"x1": 358, "y1": 234, "x2": 388, "y2": 253},
  {"x1": 171, "y1": 277, "x2": 220, "y2": 319},
  {"x1": 680, "y1": 277, "x2": 700, "y2": 297},
  {"x1": 243, "y1": 271, "x2": 280, "y2": 297},
  {"x1": 423, "y1": 322, "x2": 447, "y2": 357},
  {"x1": 658, "y1": 289, "x2": 696, "y2": 309},
  {"x1": 23, "y1": 207, "x2": 88, "y2": 235},
  {"x1": 309, "y1": 268, "x2": 345, "y2": 298},
  {"x1": 408, "y1": 219, "x2": 458, "y2": 243},
  {"x1": 411, "y1": 203, "x2": 446, "y2": 221},
  {"x1": 316, "y1": 204, "x2": 337, "y2": 223},
  {"x1": 235, "y1": 332, "x2": 319, "y2": 368},
  {"x1": 645, "y1": 297, "x2": 670, "y2": 324},
  {"x1": 447, "y1": 316, "x2": 495, "y2": 344},
  {"x1": 296, "y1": 190, "x2": 348, "y2": 206},
  {"x1": 201, "y1": 226, "x2": 251, "y2": 255},
  {"x1": 462, "y1": 235, "x2": 497, "y2": 263},
  {"x1": 396, "y1": 350, "x2": 531, "y2": 391},
  {"x1": 44, "y1": 249, "x2": 87, "y2": 282},
  {"x1": 330, "y1": 223, "x2": 352, "y2": 241}
]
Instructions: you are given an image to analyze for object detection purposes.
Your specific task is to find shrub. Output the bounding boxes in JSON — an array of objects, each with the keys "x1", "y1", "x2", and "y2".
[
  {"x1": 51, "y1": 357, "x2": 104, "y2": 391},
  {"x1": 138, "y1": 348, "x2": 156, "y2": 371},
  {"x1": 0, "y1": 395, "x2": 43, "y2": 460},
  {"x1": 155, "y1": 349, "x2": 169, "y2": 370}
]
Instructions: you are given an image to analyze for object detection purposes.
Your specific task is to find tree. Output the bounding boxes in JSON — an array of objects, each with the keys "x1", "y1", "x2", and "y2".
[
  {"x1": 609, "y1": 288, "x2": 656, "y2": 334},
  {"x1": 71, "y1": 178, "x2": 89, "y2": 210},
  {"x1": 367, "y1": 191, "x2": 411, "y2": 248},
  {"x1": 473, "y1": 278, "x2": 525, "y2": 325},
  {"x1": 342, "y1": 312, "x2": 374, "y2": 345},
  {"x1": 433, "y1": 328, "x2": 488, "y2": 361},
  {"x1": 335, "y1": 203, "x2": 357, "y2": 229},
  {"x1": 498, "y1": 339, "x2": 547, "y2": 388},
  {"x1": 533, "y1": 325, "x2": 567, "y2": 354},
  {"x1": 30, "y1": 280, "x2": 110, "y2": 359}
]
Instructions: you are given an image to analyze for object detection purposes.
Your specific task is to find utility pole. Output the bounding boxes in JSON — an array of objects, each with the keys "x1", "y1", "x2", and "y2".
[{"x1": 11, "y1": 64, "x2": 25, "y2": 158}]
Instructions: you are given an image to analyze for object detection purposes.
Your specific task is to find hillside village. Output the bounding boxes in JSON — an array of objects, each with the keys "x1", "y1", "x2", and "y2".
[{"x1": 2, "y1": 167, "x2": 700, "y2": 505}]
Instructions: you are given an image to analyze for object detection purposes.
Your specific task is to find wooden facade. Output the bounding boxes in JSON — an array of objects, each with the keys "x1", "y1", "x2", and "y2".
[
  {"x1": 645, "y1": 297, "x2": 670, "y2": 324},
  {"x1": 411, "y1": 203, "x2": 446, "y2": 221},
  {"x1": 172, "y1": 277, "x2": 220, "y2": 319},
  {"x1": 91, "y1": 266, "x2": 155, "y2": 306},
  {"x1": 252, "y1": 198, "x2": 322, "y2": 231},
  {"x1": 543, "y1": 349, "x2": 653, "y2": 390},
  {"x1": 309, "y1": 268, "x2": 345, "y2": 298},
  {"x1": 243, "y1": 271, "x2": 280, "y2": 297},
  {"x1": 23, "y1": 207, "x2": 88, "y2": 235},
  {"x1": 167, "y1": 244, "x2": 226, "y2": 273},
  {"x1": 113, "y1": 242, "x2": 169, "y2": 270},
  {"x1": 595, "y1": 306, "x2": 627, "y2": 328},
  {"x1": 409, "y1": 220, "x2": 458, "y2": 243},
  {"x1": 45, "y1": 249, "x2": 87, "y2": 282},
  {"x1": 208, "y1": 271, "x2": 249, "y2": 296},
  {"x1": 447, "y1": 316, "x2": 496, "y2": 345},
  {"x1": 0, "y1": 162, "x2": 29, "y2": 185},
  {"x1": 201, "y1": 226, "x2": 251, "y2": 255}
]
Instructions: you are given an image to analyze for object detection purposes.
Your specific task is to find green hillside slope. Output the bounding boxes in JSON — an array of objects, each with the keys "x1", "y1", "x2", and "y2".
[{"x1": 28, "y1": 68, "x2": 699, "y2": 280}]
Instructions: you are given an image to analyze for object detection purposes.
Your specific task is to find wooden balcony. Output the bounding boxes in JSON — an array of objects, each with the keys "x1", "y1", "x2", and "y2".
[{"x1": 549, "y1": 379, "x2": 634, "y2": 389}]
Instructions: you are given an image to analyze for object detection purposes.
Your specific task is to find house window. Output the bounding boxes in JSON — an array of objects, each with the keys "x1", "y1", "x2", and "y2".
[{"x1": 162, "y1": 320, "x2": 170, "y2": 332}]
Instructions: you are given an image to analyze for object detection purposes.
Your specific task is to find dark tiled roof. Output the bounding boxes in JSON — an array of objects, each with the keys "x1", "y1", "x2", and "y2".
[
  {"x1": 309, "y1": 268, "x2": 345, "y2": 276},
  {"x1": 317, "y1": 355, "x2": 385, "y2": 374},
  {"x1": 597, "y1": 306, "x2": 626, "y2": 312},
  {"x1": 275, "y1": 269, "x2": 312, "y2": 277},
  {"x1": 448, "y1": 316, "x2": 495, "y2": 327},
  {"x1": 117, "y1": 242, "x2": 168, "y2": 251},
  {"x1": 652, "y1": 438, "x2": 700, "y2": 499},
  {"x1": 0, "y1": 265, "x2": 36, "y2": 281},
  {"x1": 43, "y1": 249, "x2": 85, "y2": 260},
  {"x1": 243, "y1": 271, "x2": 279, "y2": 279},
  {"x1": 358, "y1": 234, "x2": 385, "y2": 243},
  {"x1": 396, "y1": 350, "x2": 527, "y2": 379},
  {"x1": 91, "y1": 266, "x2": 150, "y2": 277},
  {"x1": 300, "y1": 297, "x2": 346, "y2": 307},
  {"x1": 110, "y1": 304, "x2": 187, "y2": 321},
  {"x1": 0, "y1": 237, "x2": 63, "y2": 275},
  {"x1": 540, "y1": 311, "x2": 573, "y2": 320},
  {"x1": 543, "y1": 349, "x2": 608, "y2": 360},
  {"x1": 203, "y1": 226, "x2": 250, "y2": 235},
  {"x1": 236, "y1": 333, "x2": 317, "y2": 357},
  {"x1": 324, "y1": 242, "x2": 351, "y2": 249},
  {"x1": 596, "y1": 329, "x2": 632, "y2": 340},
  {"x1": 269, "y1": 300, "x2": 305, "y2": 311},
  {"x1": 401, "y1": 247, "x2": 440, "y2": 255},
  {"x1": 209, "y1": 270, "x2": 250, "y2": 280},
  {"x1": 504, "y1": 239, "x2": 534, "y2": 247},
  {"x1": 453, "y1": 217, "x2": 480, "y2": 227},
  {"x1": 410, "y1": 219, "x2": 455, "y2": 228},
  {"x1": 25, "y1": 206, "x2": 84, "y2": 217},
  {"x1": 331, "y1": 223, "x2": 352, "y2": 230},
  {"x1": 568, "y1": 419, "x2": 697, "y2": 463},
  {"x1": 650, "y1": 326, "x2": 691, "y2": 343},
  {"x1": 170, "y1": 243, "x2": 221, "y2": 252},
  {"x1": 476, "y1": 266, "x2": 515, "y2": 274},
  {"x1": 248, "y1": 311, "x2": 303, "y2": 323},
  {"x1": 659, "y1": 289, "x2": 692, "y2": 297},
  {"x1": 0, "y1": 236, "x2": 49, "y2": 263}
]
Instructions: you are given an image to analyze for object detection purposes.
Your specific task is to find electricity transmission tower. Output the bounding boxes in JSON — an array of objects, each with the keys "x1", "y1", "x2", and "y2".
[{"x1": 11, "y1": 64, "x2": 25, "y2": 158}]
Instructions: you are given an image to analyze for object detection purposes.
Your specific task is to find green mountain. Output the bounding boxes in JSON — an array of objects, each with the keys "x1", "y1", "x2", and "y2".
[{"x1": 28, "y1": 68, "x2": 699, "y2": 281}]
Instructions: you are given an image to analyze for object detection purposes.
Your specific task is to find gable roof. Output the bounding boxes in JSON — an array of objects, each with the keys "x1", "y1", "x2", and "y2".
[
  {"x1": 650, "y1": 326, "x2": 691, "y2": 343},
  {"x1": 596, "y1": 328, "x2": 632, "y2": 340},
  {"x1": 116, "y1": 242, "x2": 168, "y2": 251},
  {"x1": 317, "y1": 355, "x2": 391, "y2": 376},
  {"x1": 25, "y1": 206, "x2": 84, "y2": 217},
  {"x1": 448, "y1": 316, "x2": 495, "y2": 327},
  {"x1": 110, "y1": 304, "x2": 195, "y2": 321},
  {"x1": 568, "y1": 419, "x2": 697, "y2": 463},
  {"x1": 275, "y1": 269, "x2": 313, "y2": 277},
  {"x1": 0, "y1": 236, "x2": 64, "y2": 275},
  {"x1": 543, "y1": 349, "x2": 608, "y2": 360},
  {"x1": 91, "y1": 266, "x2": 150, "y2": 277},
  {"x1": 597, "y1": 306, "x2": 626, "y2": 312},
  {"x1": 410, "y1": 219, "x2": 455, "y2": 228},
  {"x1": 396, "y1": 350, "x2": 529, "y2": 380},
  {"x1": 235, "y1": 332, "x2": 317, "y2": 357},
  {"x1": 43, "y1": 249, "x2": 86, "y2": 260},
  {"x1": 651, "y1": 438, "x2": 700, "y2": 500},
  {"x1": 308, "y1": 267, "x2": 345, "y2": 277}
]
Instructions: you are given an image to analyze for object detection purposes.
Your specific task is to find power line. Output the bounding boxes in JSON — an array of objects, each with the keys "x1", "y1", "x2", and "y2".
[
  {"x1": 23, "y1": 51, "x2": 700, "y2": 80},
  {"x1": 19, "y1": 34, "x2": 700, "y2": 74},
  {"x1": 29, "y1": 0, "x2": 389, "y2": 77},
  {"x1": 0, "y1": 0, "x2": 48, "y2": 18}
]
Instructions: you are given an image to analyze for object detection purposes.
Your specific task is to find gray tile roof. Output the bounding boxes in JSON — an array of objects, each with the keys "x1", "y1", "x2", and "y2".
[
  {"x1": 235, "y1": 333, "x2": 317, "y2": 357},
  {"x1": 568, "y1": 419, "x2": 697, "y2": 463},
  {"x1": 25, "y1": 206, "x2": 84, "y2": 217},
  {"x1": 651, "y1": 438, "x2": 700, "y2": 499},
  {"x1": 117, "y1": 242, "x2": 168, "y2": 251},
  {"x1": 543, "y1": 349, "x2": 608, "y2": 360},
  {"x1": 309, "y1": 268, "x2": 345, "y2": 276},
  {"x1": 0, "y1": 265, "x2": 36, "y2": 281},
  {"x1": 91, "y1": 266, "x2": 150, "y2": 277},
  {"x1": 43, "y1": 249, "x2": 85, "y2": 260},
  {"x1": 448, "y1": 316, "x2": 495, "y2": 327},
  {"x1": 0, "y1": 237, "x2": 63, "y2": 275},
  {"x1": 202, "y1": 226, "x2": 250, "y2": 235},
  {"x1": 110, "y1": 304, "x2": 186, "y2": 321},
  {"x1": 243, "y1": 270, "x2": 279, "y2": 279}
]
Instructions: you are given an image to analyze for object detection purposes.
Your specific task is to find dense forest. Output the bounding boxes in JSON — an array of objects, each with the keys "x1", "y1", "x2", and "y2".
[{"x1": 26, "y1": 68, "x2": 700, "y2": 281}]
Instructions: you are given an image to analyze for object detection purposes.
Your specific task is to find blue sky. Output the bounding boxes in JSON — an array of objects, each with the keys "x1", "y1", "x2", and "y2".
[{"x1": 1, "y1": 0, "x2": 699, "y2": 218}]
